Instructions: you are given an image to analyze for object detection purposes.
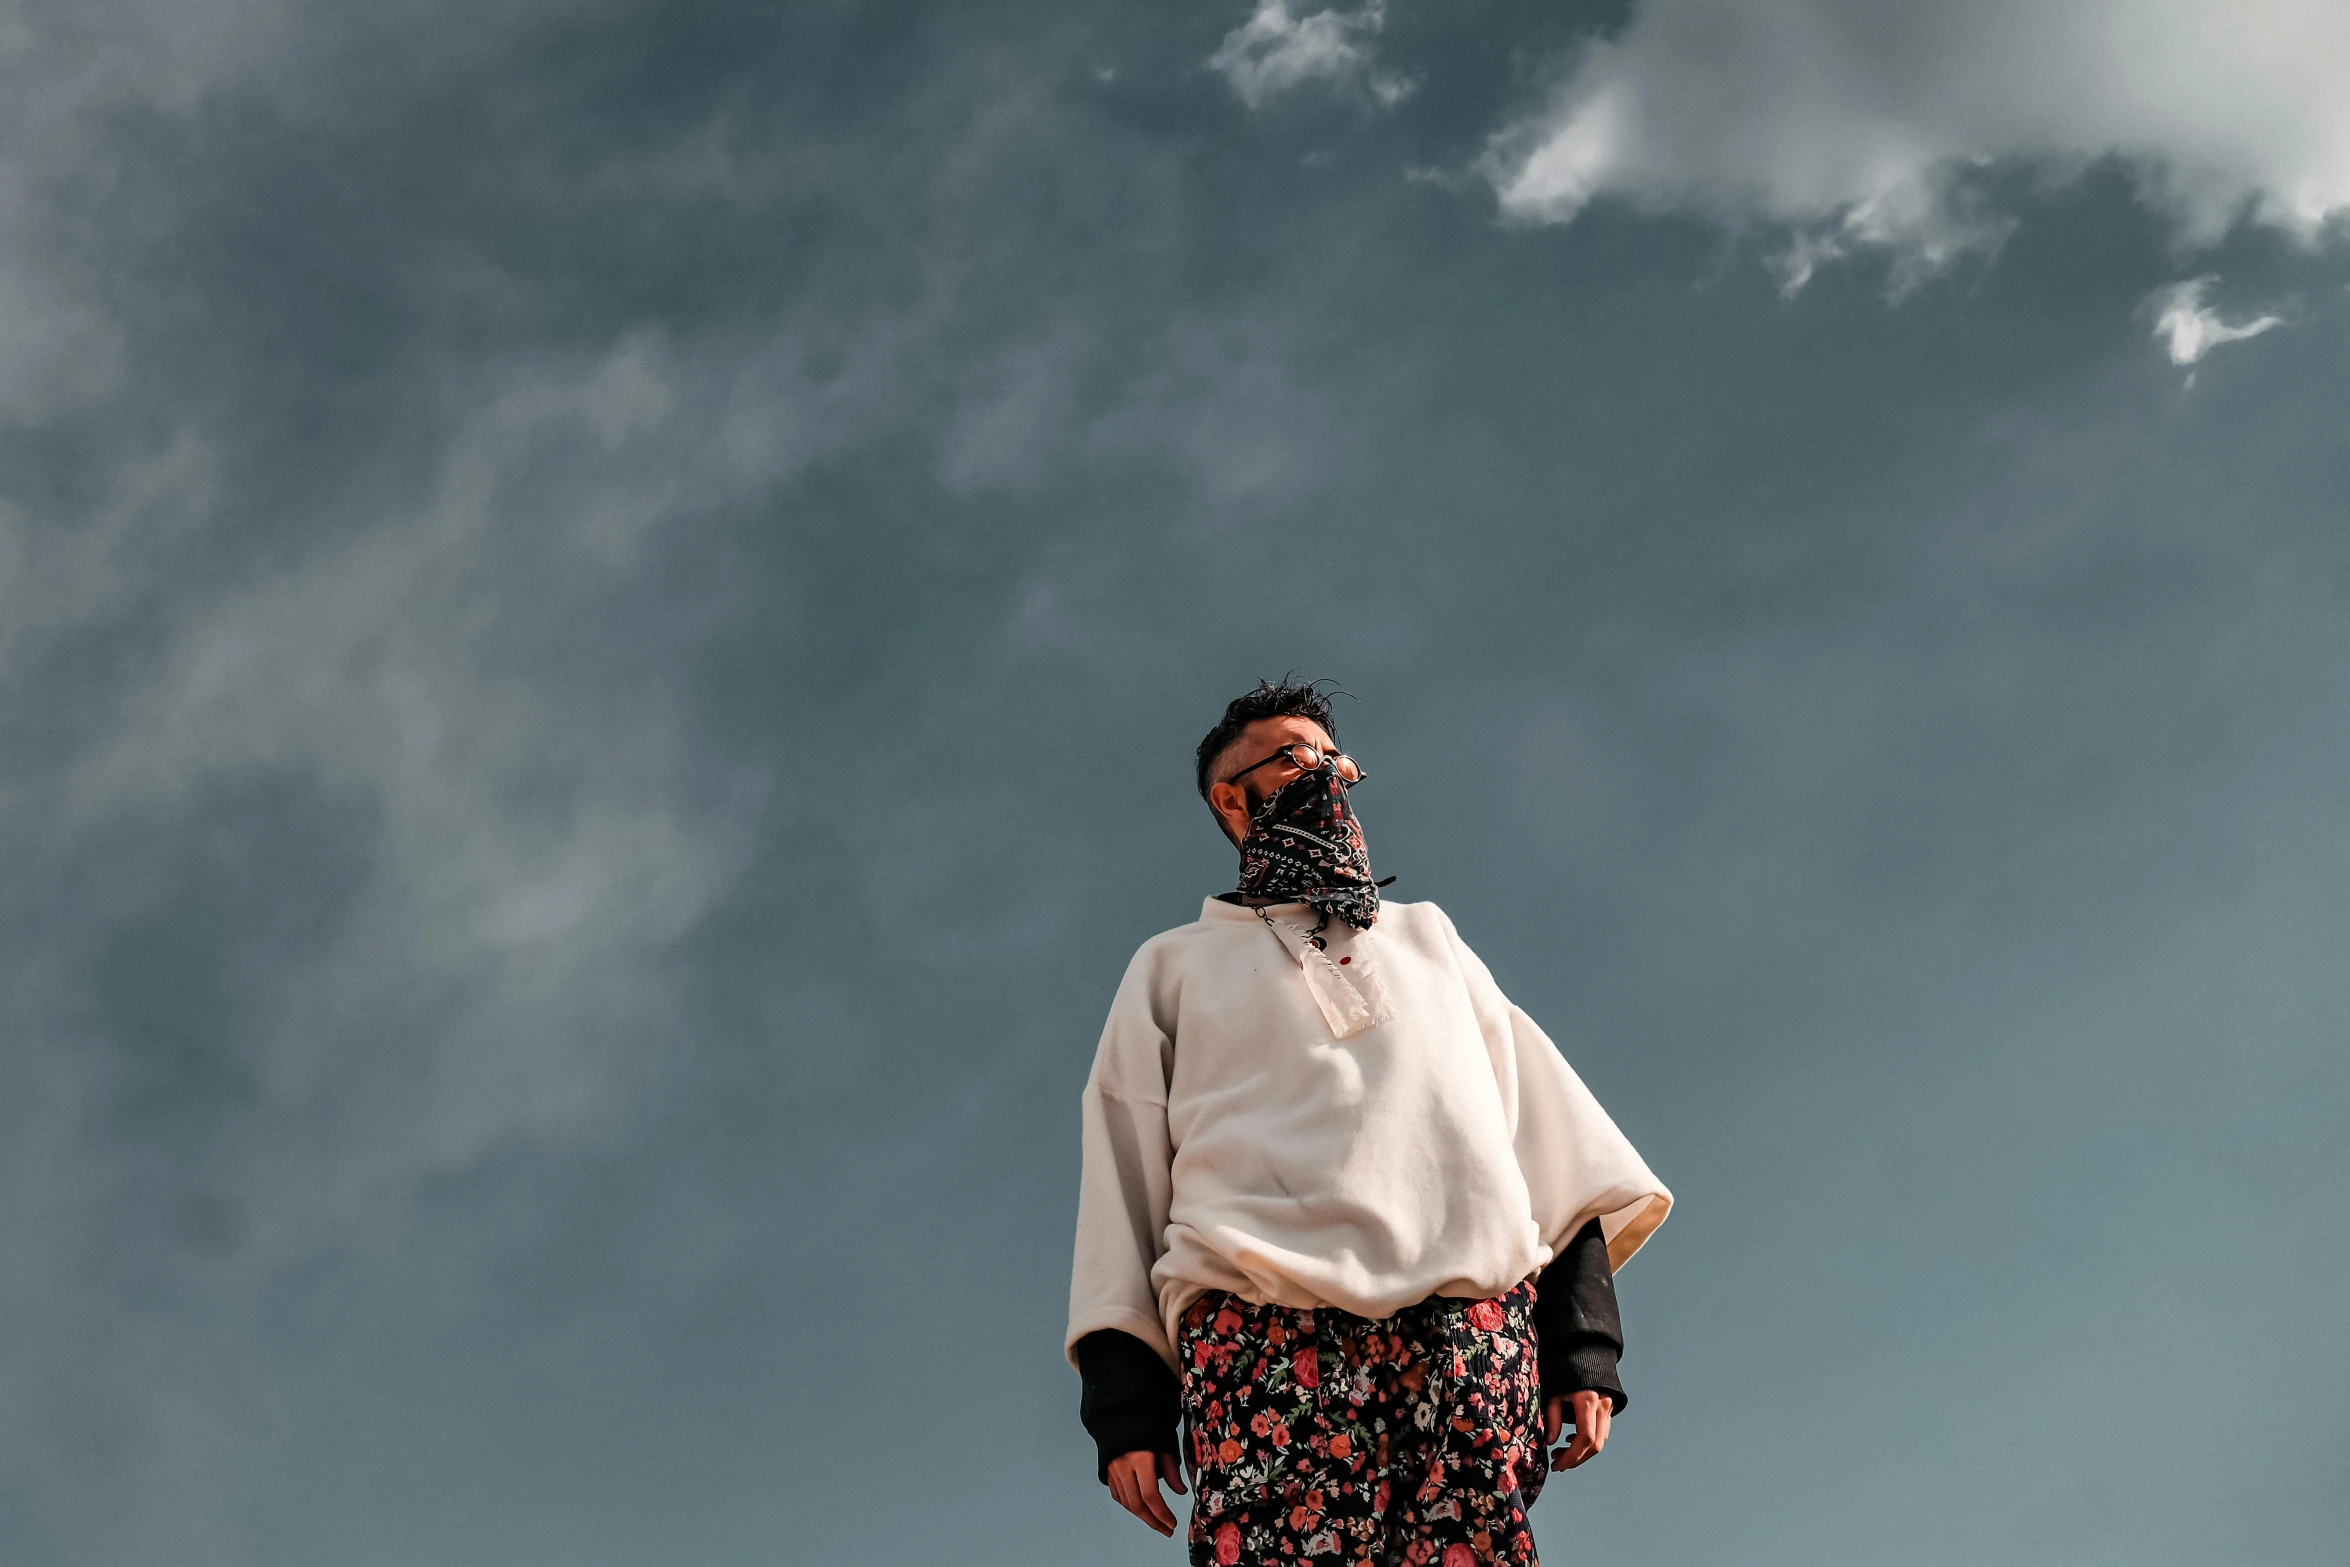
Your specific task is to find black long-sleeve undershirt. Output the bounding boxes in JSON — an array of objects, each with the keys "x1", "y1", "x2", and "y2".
[{"x1": 1075, "y1": 1217, "x2": 1626, "y2": 1484}]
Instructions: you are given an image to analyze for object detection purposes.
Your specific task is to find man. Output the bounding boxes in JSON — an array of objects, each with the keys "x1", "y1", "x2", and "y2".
[{"x1": 1067, "y1": 679, "x2": 1672, "y2": 1567}]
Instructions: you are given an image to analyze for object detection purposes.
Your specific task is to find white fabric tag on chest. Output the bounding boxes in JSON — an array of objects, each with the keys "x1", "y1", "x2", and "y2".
[{"x1": 1258, "y1": 914, "x2": 1396, "y2": 1039}]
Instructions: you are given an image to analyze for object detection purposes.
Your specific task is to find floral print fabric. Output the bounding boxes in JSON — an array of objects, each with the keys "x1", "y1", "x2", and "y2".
[{"x1": 1180, "y1": 1280, "x2": 1549, "y2": 1567}]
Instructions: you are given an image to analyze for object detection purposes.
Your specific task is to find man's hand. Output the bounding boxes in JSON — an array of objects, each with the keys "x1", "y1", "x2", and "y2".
[
  {"x1": 1544, "y1": 1390, "x2": 1613, "y2": 1471},
  {"x1": 1106, "y1": 1450, "x2": 1187, "y2": 1536}
]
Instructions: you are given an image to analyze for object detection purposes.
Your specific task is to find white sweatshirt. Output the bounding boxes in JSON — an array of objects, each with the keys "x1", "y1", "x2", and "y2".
[{"x1": 1065, "y1": 896, "x2": 1672, "y2": 1373}]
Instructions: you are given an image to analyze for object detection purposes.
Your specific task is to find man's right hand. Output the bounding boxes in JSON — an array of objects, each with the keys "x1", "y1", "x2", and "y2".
[{"x1": 1106, "y1": 1450, "x2": 1187, "y2": 1536}]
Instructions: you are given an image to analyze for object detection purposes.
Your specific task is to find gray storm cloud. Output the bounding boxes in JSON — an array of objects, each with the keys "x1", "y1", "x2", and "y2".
[
  {"x1": 2, "y1": 333, "x2": 776, "y2": 1553},
  {"x1": 1207, "y1": 1, "x2": 1411, "y2": 110},
  {"x1": 1484, "y1": 0, "x2": 2350, "y2": 288},
  {"x1": 2146, "y1": 275, "x2": 2282, "y2": 366}
]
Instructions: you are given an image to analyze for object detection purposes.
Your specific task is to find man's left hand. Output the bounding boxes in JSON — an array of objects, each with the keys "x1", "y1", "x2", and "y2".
[{"x1": 1543, "y1": 1390, "x2": 1612, "y2": 1471}]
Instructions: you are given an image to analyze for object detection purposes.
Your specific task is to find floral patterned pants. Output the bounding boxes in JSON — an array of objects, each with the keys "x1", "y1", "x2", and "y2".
[{"x1": 1179, "y1": 1279, "x2": 1549, "y2": 1567}]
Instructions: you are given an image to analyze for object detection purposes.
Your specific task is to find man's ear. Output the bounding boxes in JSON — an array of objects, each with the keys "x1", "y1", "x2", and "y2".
[{"x1": 1206, "y1": 781, "x2": 1249, "y2": 846}]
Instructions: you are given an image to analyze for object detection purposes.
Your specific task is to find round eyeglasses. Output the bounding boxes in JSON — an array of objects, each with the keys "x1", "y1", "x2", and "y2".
[{"x1": 1222, "y1": 743, "x2": 1365, "y2": 790}]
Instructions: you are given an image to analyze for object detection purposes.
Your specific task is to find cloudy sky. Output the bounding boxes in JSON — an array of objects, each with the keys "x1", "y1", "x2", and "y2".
[{"x1": 3, "y1": 1, "x2": 2347, "y2": 1562}]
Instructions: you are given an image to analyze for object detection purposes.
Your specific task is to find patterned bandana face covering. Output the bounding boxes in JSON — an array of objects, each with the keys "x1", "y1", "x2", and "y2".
[{"x1": 1233, "y1": 763, "x2": 1385, "y2": 932}]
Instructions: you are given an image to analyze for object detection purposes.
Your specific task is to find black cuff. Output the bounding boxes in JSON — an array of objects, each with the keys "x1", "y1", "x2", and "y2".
[
  {"x1": 1076, "y1": 1330, "x2": 1182, "y2": 1484},
  {"x1": 1541, "y1": 1336, "x2": 1627, "y2": 1413},
  {"x1": 1532, "y1": 1216, "x2": 1628, "y2": 1412}
]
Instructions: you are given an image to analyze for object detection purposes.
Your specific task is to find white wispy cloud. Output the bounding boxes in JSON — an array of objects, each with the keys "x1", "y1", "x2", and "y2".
[
  {"x1": 1208, "y1": 0, "x2": 1411, "y2": 110},
  {"x1": 2147, "y1": 276, "x2": 2282, "y2": 366},
  {"x1": 1482, "y1": 1, "x2": 2350, "y2": 290}
]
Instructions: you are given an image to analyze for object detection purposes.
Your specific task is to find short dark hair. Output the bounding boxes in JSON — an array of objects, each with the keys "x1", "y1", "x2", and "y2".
[{"x1": 1194, "y1": 678, "x2": 1344, "y2": 799}]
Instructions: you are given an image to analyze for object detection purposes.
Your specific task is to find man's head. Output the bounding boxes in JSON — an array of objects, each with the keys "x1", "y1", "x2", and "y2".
[{"x1": 1196, "y1": 679, "x2": 1347, "y2": 847}]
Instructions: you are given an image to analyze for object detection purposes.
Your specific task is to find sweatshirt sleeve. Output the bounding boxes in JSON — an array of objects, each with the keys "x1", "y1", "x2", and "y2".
[
  {"x1": 1435, "y1": 906, "x2": 1673, "y2": 1273},
  {"x1": 1065, "y1": 953, "x2": 1180, "y2": 1373},
  {"x1": 1505, "y1": 1001, "x2": 1672, "y2": 1270}
]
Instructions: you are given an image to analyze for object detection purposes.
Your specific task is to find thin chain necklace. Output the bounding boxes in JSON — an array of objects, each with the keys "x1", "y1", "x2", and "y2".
[{"x1": 1250, "y1": 902, "x2": 1332, "y2": 950}]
